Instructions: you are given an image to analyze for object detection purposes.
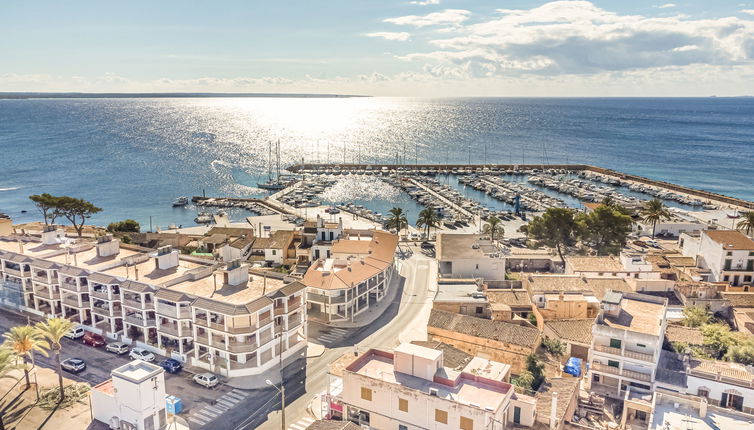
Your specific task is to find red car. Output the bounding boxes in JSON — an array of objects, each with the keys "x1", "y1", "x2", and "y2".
[{"x1": 82, "y1": 332, "x2": 106, "y2": 347}]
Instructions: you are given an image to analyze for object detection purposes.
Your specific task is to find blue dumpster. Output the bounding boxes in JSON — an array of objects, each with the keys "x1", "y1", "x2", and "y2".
[{"x1": 166, "y1": 395, "x2": 183, "y2": 414}]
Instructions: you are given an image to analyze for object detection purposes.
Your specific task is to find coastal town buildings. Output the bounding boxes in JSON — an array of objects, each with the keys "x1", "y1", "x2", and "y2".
[
  {"x1": 588, "y1": 292, "x2": 668, "y2": 399},
  {"x1": 0, "y1": 232, "x2": 307, "y2": 379},
  {"x1": 326, "y1": 343, "x2": 527, "y2": 430},
  {"x1": 437, "y1": 233, "x2": 506, "y2": 280},
  {"x1": 680, "y1": 230, "x2": 754, "y2": 288},
  {"x1": 302, "y1": 230, "x2": 397, "y2": 325}
]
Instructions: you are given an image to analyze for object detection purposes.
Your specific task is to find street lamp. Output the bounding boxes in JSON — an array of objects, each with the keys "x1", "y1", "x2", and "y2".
[{"x1": 265, "y1": 379, "x2": 285, "y2": 430}]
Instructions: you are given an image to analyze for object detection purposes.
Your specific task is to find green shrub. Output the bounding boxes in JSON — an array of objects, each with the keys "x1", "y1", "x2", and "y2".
[{"x1": 107, "y1": 219, "x2": 140, "y2": 233}]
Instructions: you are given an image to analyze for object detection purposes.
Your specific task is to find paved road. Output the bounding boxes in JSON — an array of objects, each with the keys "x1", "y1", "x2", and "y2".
[{"x1": 0, "y1": 250, "x2": 435, "y2": 430}]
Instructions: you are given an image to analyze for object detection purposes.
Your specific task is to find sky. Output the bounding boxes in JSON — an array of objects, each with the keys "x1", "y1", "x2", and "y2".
[{"x1": 1, "y1": 1, "x2": 754, "y2": 96}]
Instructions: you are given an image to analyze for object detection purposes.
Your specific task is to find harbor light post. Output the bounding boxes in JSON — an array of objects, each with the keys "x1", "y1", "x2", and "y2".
[{"x1": 266, "y1": 379, "x2": 285, "y2": 430}]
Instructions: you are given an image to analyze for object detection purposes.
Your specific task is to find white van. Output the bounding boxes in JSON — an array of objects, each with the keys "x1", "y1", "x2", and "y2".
[{"x1": 65, "y1": 326, "x2": 85, "y2": 339}]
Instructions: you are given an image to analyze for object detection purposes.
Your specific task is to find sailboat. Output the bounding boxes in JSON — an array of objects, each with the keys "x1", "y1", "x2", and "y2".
[{"x1": 258, "y1": 140, "x2": 288, "y2": 190}]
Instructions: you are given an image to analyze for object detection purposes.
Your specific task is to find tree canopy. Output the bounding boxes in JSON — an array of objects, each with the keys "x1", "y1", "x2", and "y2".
[
  {"x1": 737, "y1": 211, "x2": 754, "y2": 236},
  {"x1": 107, "y1": 219, "x2": 140, "y2": 233},
  {"x1": 577, "y1": 205, "x2": 633, "y2": 255},
  {"x1": 681, "y1": 306, "x2": 711, "y2": 328},
  {"x1": 527, "y1": 208, "x2": 579, "y2": 263},
  {"x1": 27, "y1": 194, "x2": 102, "y2": 237},
  {"x1": 29, "y1": 193, "x2": 61, "y2": 225},
  {"x1": 386, "y1": 207, "x2": 408, "y2": 235},
  {"x1": 416, "y1": 208, "x2": 439, "y2": 239},
  {"x1": 640, "y1": 198, "x2": 671, "y2": 239},
  {"x1": 482, "y1": 216, "x2": 504, "y2": 241}
]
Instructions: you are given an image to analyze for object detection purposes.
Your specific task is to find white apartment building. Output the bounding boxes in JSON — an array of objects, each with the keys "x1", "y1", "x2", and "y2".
[
  {"x1": 684, "y1": 357, "x2": 754, "y2": 414},
  {"x1": 328, "y1": 343, "x2": 530, "y2": 430},
  {"x1": 0, "y1": 232, "x2": 307, "y2": 380},
  {"x1": 303, "y1": 230, "x2": 397, "y2": 325},
  {"x1": 437, "y1": 234, "x2": 505, "y2": 280},
  {"x1": 589, "y1": 292, "x2": 668, "y2": 399},
  {"x1": 91, "y1": 360, "x2": 168, "y2": 430},
  {"x1": 680, "y1": 229, "x2": 754, "y2": 288}
]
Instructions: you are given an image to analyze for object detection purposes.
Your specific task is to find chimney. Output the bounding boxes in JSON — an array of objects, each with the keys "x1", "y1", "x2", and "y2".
[
  {"x1": 96, "y1": 234, "x2": 120, "y2": 257},
  {"x1": 154, "y1": 246, "x2": 179, "y2": 270},
  {"x1": 550, "y1": 392, "x2": 558, "y2": 430},
  {"x1": 135, "y1": 267, "x2": 139, "y2": 281}
]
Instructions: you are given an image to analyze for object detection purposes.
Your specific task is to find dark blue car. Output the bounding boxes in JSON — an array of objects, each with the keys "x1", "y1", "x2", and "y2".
[{"x1": 159, "y1": 358, "x2": 183, "y2": 373}]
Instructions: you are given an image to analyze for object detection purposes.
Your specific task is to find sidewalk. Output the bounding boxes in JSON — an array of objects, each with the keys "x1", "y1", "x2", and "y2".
[
  {"x1": 398, "y1": 256, "x2": 438, "y2": 344},
  {"x1": 224, "y1": 345, "x2": 306, "y2": 390}
]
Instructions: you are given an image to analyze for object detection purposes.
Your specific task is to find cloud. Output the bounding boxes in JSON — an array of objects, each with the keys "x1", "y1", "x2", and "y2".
[
  {"x1": 384, "y1": 9, "x2": 470, "y2": 27},
  {"x1": 741, "y1": 9, "x2": 754, "y2": 15},
  {"x1": 396, "y1": 1, "x2": 754, "y2": 78},
  {"x1": 409, "y1": 0, "x2": 440, "y2": 5},
  {"x1": 365, "y1": 31, "x2": 411, "y2": 41},
  {"x1": 655, "y1": 3, "x2": 676, "y2": 8}
]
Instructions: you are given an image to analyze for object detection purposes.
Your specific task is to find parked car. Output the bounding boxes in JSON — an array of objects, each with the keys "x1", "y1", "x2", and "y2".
[
  {"x1": 105, "y1": 342, "x2": 130, "y2": 355},
  {"x1": 420, "y1": 241, "x2": 434, "y2": 250},
  {"x1": 61, "y1": 358, "x2": 86, "y2": 373},
  {"x1": 64, "y1": 326, "x2": 85, "y2": 340},
  {"x1": 646, "y1": 240, "x2": 660, "y2": 248},
  {"x1": 82, "y1": 332, "x2": 106, "y2": 347},
  {"x1": 159, "y1": 358, "x2": 183, "y2": 374},
  {"x1": 193, "y1": 372, "x2": 220, "y2": 388},
  {"x1": 129, "y1": 347, "x2": 155, "y2": 362}
]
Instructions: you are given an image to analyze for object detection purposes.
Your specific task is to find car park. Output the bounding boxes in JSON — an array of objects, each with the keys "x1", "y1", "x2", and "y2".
[
  {"x1": 159, "y1": 358, "x2": 183, "y2": 373},
  {"x1": 65, "y1": 326, "x2": 85, "y2": 339},
  {"x1": 129, "y1": 347, "x2": 155, "y2": 362},
  {"x1": 193, "y1": 372, "x2": 220, "y2": 388},
  {"x1": 61, "y1": 358, "x2": 86, "y2": 373},
  {"x1": 105, "y1": 342, "x2": 130, "y2": 355},
  {"x1": 82, "y1": 331, "x2": 106, "y2": 347}
]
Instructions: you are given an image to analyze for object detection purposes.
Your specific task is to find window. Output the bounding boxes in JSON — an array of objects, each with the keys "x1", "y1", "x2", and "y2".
[
  {"x1": 724, "y1": 275, "x2": 730, "y2": 282},
  {"x1": 724, "y1": 259, "x2": 732, "y2": 270},
  {"x1": 749, "y1": 252, "x2": 754, "y2": 257},
  {"x1": 727, "y1": 251, "x2": 733, "y2": 256},
  {"x1": 360, "y1": 387, "x2": 372, "y2": 401},
  {"x1": 272, "y1": 250, "x2": 277, "y2": 256},
  {"x1": 398, "y1": 398, "x2": 408, "y2": 412},
  {"x1": 608, "y1": 360, "x2": 620, "y2": 368},
  {"x1": 475, "y1": 307, "x2": 484, "y2": 314},
  {"x1": 636, "y1": 343, "x2": 646, "y2": 348},
  {"x1": 610, "y1": 338, "x2": 622, "y2": 349},
  {"x1": 399, "y1": 426, "x2": 408, "y2": 430},
  {"x1": 475, "y1": 264, "x2": 479, "y2": 269},
  {"x1": 460, "y1": 416, "x2": 473, "y2": 430},
  {"x1": 698, "y1": 388, "x2": 709, "y2": 398},
  {"x1": 747, "y1": 260, "x2": 753, "y2": 271},
  {"x1": 435, "y1": 409, "x2": 448, "y2": 424}
]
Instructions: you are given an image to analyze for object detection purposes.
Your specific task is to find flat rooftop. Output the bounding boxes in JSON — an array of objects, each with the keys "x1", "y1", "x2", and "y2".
[
  {"x1": 566, "y1": 256, "x2": 624, "y2": 272},
  {"x1": 350, "y1": 351, "x2": 511, "y2": 411},
  {"x1": 113, "y1": 360, "x2": 163, "y2": 383},
  {"x1": 437, "y1": 233, "x2": 502, "y2": 260},
  {"x1": 651, "y1": 402, "x2": 754, "y2": 430},
  {"x1": 435, "y1": 281, "x2": 485, "y2": 303},
  {"x1": 600, "y1": 295, "x2": 666, "y2": 336},
  {"x1": 167, "y1": 272, "x2": 286, "y2": 305},
  {"x1": 102, "y1": 256, "x2": 200, "y2": 286},
  {"x1": 45, "y1": 246, "x2": 142, "y2": 272}
]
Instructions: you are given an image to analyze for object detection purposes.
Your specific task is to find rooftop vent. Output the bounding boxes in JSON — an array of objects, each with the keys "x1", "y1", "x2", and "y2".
[{"x1": 429, "y1": 387, "x2": 439, "y2": 397}]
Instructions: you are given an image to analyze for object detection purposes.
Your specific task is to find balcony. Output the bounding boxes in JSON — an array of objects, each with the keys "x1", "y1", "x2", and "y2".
[
  {"x1": 62, "y1": 297, "x2": 89, "y2": 309},
  {"x1": 90, "y1": 290, "x2": 118, "y2": 301},
  {"x1": 60, "y1": 280, "x2": 86, "y2": 293},
  {"x1": 287, "y1": 297, "x2": 302, "y2": 310},
  {"x1": 91, "y1": 306, "x2": 118, "y2": 317},
  {"x1": 34, "y1": 287, "x2": 58, "y2": 300},
  {"x1": 592, "y1": 362, "x2": 652, "y2": 383},
  {"x1": 122, "y1": 297, "x2": 146, "y2": 310},
  {"x1": 158, "y1": 323, "x2": 190, "y2": 338},
  {"x1": 156, "y1": 303, "x2": 191, "y2": 319},
  {"x1": 288, "y1": 315, "x2": 303, "y2": 328},
  {"x1": 33, "y1": 274, "x2": 54, "y2": 284},
  {"x1": 3, "y1": 267, "x2": 30, "y2": 277},
  {"x1": 593, "y1": 345, "x2": 654, "y2": 363},
  {"x1": 274, "y1": 306, "x2": 286, "y2": 316},
  {"x1": 307, "y1": 292, "x2": 347, "y2": 304},
  {"x1": 124, "y1": 315, "x2": 156, "y2": 327}
]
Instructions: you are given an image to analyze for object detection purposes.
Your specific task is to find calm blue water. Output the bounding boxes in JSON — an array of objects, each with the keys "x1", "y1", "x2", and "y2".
[{"x1": 1, "y1": 97, "x2": 753, "y2": 229}]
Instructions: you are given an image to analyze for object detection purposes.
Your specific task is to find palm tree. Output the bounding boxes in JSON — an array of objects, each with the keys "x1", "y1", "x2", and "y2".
[
  {"x1": 737, "y1": 211, "x2": 754, "y2": 236},
  {"x1": 483, "y1": 216, "x2": 505, "y2": 241},
  {"x1": 0, "y1": 346, "x2": 21, "y2": 379},
  {"x1": 35, "y1": 318, "x2": 74, "y2": 400},
  {"x1": 3, "y1": 325, "x2": 49, "y2": 389},
  {"x1": 640, "y1": 198, "x2": 671, "y2": 239},
  {"x1": 416, "y1": 208, "x2": 440, "y2": 239},
  {"x1": 386, "y1": 207, "x2": 408, "y2": 236}
]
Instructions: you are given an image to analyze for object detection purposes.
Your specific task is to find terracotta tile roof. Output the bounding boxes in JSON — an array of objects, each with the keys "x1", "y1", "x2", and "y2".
[
  {"x1": 566, "y1": 256, "x2": 623, "y2": 273},
  {"x1": 544, "y1": 319, "x2": 594, "y2": 345},
  {"x1": 29, "y1": 259, "x2": 61, "y2": 270},
  {"x1": 535, "y1": 378, "x2": 579, "y2": 427},
  {"x1": 526, "y1": 276, "x2": 630, "y2": 300},
  {"x1": 704, "y1": 230, "x2": 754, "y2": 250},
  {"x1": 600, "y1": 294, "x2": 666, "y2": 336},
  {"x1": 721, "y1": 292, "x2": 754, "y2": 308},
  {"x1": 331, "y1": 240, "x2": 372, "y2": 255},
  {"x1": 206, "y1": 226, "x2": 255, "y2": 237},
  {"x1": 120, "y1": 280, "x2": 155, "y2": 293},
  {"x1": 487, "y1": 290, "x2": 532, "y2": 308},
  {"x1": 665, "y1": 326, "x2": 704, "y2": 345},
  {"x1": 428, "y1": 309, "x2": 540, "y2": 348},
  {"x1": 689, "y1": 358, "x2": 754, "y2": 384},
  {"x1": 411, "y1": 340, "x2": 474, "y2": 371},
  {"x1": 202, "y1": 234, "x2": 228, "y2": 245},
  {"x1": 57, "y1": 265, "x2": 89, "y2": 277},
  {"x1": 192, "y1": 296, "x2": 273, "y2": 316},
  {"x1": 88, "y1": 272, "x2": 121, "y2": 285},
  {"x1": 584, "y1": 278, "x2": 632, "y2": 300},
  {"x1": 154, "y1": 288, "x2": 193, "y2": 303}
]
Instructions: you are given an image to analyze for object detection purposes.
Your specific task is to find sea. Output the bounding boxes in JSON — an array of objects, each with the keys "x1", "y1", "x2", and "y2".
[{"x1": 1, "y1": 97, "x2": 753, "y2": 229}]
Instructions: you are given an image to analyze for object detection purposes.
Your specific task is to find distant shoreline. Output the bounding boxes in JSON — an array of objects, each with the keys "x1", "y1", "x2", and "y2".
[{"x1": 0, "y1": 92, "x2": 368, "y2": 99}]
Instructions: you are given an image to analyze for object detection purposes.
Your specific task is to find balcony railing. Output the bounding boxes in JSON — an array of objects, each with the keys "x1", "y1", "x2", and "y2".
[
  {"x1": 158, "y1": 323, "x2": 190, "y2": 338},
  {"x1": 307, "y1": 292, "x2": 347, "y2": 304},
  {"x1": 90, "y1": 290, "x2": 118, "y2": 300},
  {"x1": 594, "y1": 345, "x2": 654, "y2": 363},
  {"x1": 33, "y1": 274, "x2": 54, "y2": 284},
  {"x1": 274, "y1": 306, "x2": 286, "y2": 316},
  {"x1": 592, "y1": 362, "x2": 652, "y2": 383},
  {"x1": 91, "y1": 306, "x2": 119, "y2": 317},
  {"x1": 122, "y1": 298, "x2": 147, "y2": 310},
  {"x1": 60, "y1": 280, "x2": 87, "y2": 293},
  {"x1": 62, "y1": 297, "x2": 89, "y2": 308},
  {"x1": 124, "y1": 315, "x2": 156, "y2": 327},
  {"x1": 3, "y1": 267, "x2": 29, "y2": 277},
  {"x1": 34, "y1": 288, "x2": 58, "y2": 300},
  {"x1": 155, "y1": 304, "x2": 191, "y2": 319}
]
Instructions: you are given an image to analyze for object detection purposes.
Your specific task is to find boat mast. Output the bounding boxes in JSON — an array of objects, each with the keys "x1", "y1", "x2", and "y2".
[{"x1": 276, "y1": 139, "x2": 281, "y2": 181}]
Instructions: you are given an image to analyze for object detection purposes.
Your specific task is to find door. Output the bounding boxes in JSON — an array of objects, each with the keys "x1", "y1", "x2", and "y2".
[{"x1": 514, "y1": 406, "x2": 521, "y2": 424}]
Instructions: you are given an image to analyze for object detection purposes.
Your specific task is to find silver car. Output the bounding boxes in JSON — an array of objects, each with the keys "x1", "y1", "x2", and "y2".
[
  {"x1": 193, "y1": 372, "x2": 220, "y2": 388},
  {"x1": 106, "y1": 342, "x2": 129, "y2": 355}
]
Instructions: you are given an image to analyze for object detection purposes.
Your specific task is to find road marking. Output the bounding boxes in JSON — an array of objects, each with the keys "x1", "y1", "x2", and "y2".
[
  {"x1": 189, "y1": 416, "x2": 207, "y2": 425},
  {"x1": 225, "y1": 391, "x2": 246, "y2": 401},
  {"x1": 193, "y1": 412, "x2": 214, "y2": 422},
  {"x1": 200, "y1": 409, "x2": 219, "y2": 418},
  {"x1": 288, "y1": 417, "x2": 315, "y2": 430},
  {"x1": 222, "y1": 396, "x2": 240, "y2": 404},
  {"x1": 217, "y1": 399, "x2": 235, "y2": 408},
  {"x1": 206, "y1": 405, "x2": 224, "y2": 414},
  {"x1": 231, "y1": 388, "x2": 248, "y2": 396}
]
